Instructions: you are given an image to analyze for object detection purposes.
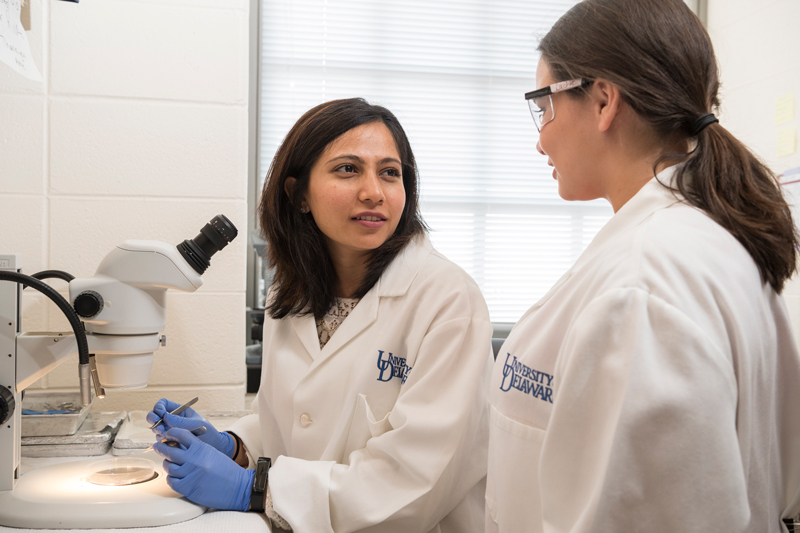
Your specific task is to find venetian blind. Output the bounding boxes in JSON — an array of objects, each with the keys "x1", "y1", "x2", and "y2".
[{"x1": 258, "y1": 0, "x2": 614, "y2": 323}]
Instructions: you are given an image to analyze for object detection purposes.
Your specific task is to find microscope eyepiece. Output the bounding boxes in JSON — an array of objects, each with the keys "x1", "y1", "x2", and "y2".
[{"x1": 177, "y1": 215, "x2": 238, "y2": 275}]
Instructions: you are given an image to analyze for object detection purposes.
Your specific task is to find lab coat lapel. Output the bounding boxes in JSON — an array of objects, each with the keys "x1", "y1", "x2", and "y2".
[
  {"x1": 308, "y1": 235, "x2": 432, "y2": 371},
  {"x1": 311, "y1": 289, "x2": 380, "y2": 368},
  {"x1": 291, "y1": 314, "x2": 321, "y2": 361}
]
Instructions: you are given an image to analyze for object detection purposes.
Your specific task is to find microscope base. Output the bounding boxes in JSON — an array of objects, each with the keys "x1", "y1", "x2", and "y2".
[{"x1": 0, "y1": 452, "x2": 206, "y2": 529}]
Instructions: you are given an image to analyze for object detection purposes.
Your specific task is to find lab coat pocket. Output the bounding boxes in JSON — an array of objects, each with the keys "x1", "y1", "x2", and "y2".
[
  {"x1": 342, "y1": 394, "x2": 393, "y2": 463},
  {"x1": 485, "y1": 406, "x2": 545, "y2": 532}
]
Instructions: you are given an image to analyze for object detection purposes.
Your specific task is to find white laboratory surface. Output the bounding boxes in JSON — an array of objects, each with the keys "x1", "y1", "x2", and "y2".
[{"x1": 0, "y1": 454, "x2": 272, "y2": 533}]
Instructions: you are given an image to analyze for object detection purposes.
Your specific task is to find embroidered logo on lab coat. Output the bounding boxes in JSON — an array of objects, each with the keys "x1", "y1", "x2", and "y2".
[
  {"x1": 377, "y1": 350, "x2": 412, "y2": 384},
  {"x1": 499, "y1": 353, "x2": 553, "y2": 403}
]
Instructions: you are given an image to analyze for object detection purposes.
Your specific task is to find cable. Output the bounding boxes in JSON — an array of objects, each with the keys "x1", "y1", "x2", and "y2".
[
  {"x1": 0, "y1": 271, "x2": 89, "y2": 366},
  {"x1": 29, "y1": 270, "x2": 75, "y2": 283},
  {"x1": 22, "y1": 269, "x2": 76, "y2": 290}
]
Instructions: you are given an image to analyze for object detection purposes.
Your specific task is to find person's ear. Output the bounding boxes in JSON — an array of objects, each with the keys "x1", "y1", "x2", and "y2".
[
  {"x1": 591, "y1": 79, "x2": 623, "y2": 133},
  {"x1": 284, "y1": 177, "x2": 309, "y2": 213},
  {"x1": 284, "y1": 177, "x2": 296, "y2": 199}
]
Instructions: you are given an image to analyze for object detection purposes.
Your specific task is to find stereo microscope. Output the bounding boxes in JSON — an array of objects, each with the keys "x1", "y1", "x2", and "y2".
[{"x1": 0, "y1": 215, "x2": 237, "y2": 528}]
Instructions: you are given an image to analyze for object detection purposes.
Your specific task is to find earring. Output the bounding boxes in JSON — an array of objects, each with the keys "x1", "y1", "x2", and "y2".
[{"x1": 300, "y1": 206, "x2": 308, "y2": 214}]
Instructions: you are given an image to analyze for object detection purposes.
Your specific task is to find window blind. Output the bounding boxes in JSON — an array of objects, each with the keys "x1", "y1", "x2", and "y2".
[{"x1": 259, "y1": 0, "x2": 614, "y2": 323}]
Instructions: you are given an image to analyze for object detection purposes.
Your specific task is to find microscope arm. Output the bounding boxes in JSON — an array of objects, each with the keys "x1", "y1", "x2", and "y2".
[
  {"x1": 15, "y1": 332, "x2": 160, "y2": 393},
  {"x1": 0, "y1": 270, "x2": 93, "y2": 406},
  {"x1": 15, "y1": 333, "x2": 79, "y2": 393}
]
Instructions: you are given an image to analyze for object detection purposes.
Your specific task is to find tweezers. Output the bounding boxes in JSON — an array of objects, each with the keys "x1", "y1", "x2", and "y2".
[{"x1": 148, "y1": 396, "x2": 199, "y2": 429}]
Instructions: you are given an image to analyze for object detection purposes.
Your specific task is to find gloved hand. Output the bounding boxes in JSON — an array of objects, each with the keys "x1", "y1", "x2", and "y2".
[
  {"x1": 155, "y1": 427, "x2": 255, "y2": 512},
  {"x1": 146, "y1": 398, "x2": 236, "y2": 458}
]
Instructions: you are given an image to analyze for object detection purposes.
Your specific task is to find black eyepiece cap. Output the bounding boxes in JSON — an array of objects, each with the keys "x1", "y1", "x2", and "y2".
[{"x1": 177, "y1": 214, "x2": 238, "y2": 275}]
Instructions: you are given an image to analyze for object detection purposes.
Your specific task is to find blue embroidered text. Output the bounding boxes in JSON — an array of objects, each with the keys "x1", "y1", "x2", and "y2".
[
  {"x1": 377, "y1": 350, "x2": 412, "y2": 384},
  {"x1": 499, "y1": 353, "x2": 553, "y2": 403}
]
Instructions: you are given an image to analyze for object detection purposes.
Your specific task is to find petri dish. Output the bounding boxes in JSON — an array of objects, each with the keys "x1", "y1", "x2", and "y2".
[{"x1": 86, "y1": 457, "x2": 156, "y2": 486}]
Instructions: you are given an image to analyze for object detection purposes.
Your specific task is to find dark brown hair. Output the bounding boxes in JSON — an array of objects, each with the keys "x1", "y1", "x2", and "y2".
[
  {"x1": 539, "y1": 0, "x2": 797, "y2": 292},
  {"x1": 259, "y1": 98, "x2": 427, "y2": 319}
]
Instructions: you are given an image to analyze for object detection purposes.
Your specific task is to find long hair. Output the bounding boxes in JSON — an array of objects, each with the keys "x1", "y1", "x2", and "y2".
[
  {"x1": 539, "y1": 0, "x2": 797, "y2": 292},
  {"x1": 260, "y1": 98, "x2": 427, "y2": 319}
]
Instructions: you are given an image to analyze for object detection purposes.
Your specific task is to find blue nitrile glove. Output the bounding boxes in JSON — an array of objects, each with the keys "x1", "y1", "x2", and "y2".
[
  {"x1": 146, "y1": 398, "x2": 236, "y2": 458},
  {"x1": 155, "y1": 427, "x2": 255, "y2": 512}
]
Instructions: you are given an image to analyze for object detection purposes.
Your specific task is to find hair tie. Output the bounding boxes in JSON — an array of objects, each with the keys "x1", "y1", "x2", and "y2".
[{"x1": 690, "y1": 113, "x2": 719, "y2": 136}]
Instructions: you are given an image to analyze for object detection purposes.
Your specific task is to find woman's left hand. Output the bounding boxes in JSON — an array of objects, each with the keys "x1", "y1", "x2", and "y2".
[
  {"x1": 147, "y1": 398, "x2": 236, "y2": 457},
  {"x1": 155, "y1": 427, "x2": 255, "y2": 511}
]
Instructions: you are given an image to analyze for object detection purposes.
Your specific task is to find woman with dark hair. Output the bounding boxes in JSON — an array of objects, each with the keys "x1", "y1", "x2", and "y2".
[
  {"x1": 148, "y1": 98, "x2": 493, "y2": 532},
  {"x1": 487, "y1": 1, "x2": 800, "y2": 531}
]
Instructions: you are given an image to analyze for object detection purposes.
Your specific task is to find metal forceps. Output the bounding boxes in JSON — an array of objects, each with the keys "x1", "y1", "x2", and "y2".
[{"x1": 148, "y1": 396, "x2": 199, "y2": 429}]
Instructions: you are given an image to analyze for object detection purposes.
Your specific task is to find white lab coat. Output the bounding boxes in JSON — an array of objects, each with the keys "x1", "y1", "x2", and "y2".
[
  {"x1": 229, "y1": 235, "x2": 493, "y2": 533},
  {"x1": 486, "y1": 168, "x2": 800, "y2": 533}
]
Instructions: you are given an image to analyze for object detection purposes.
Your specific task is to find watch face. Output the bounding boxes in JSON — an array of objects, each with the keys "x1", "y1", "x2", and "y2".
[
  {"x1": 254, "y1": 457, "x2": 271, "y2": 491},
  {"x1": 250, "y1": 458, "x2": 271, "y2": 513}
]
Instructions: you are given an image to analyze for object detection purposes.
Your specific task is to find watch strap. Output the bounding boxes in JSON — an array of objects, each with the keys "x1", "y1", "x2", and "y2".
[{"x1": 250, "y1": 457, "x2": 271, "y2": 513}]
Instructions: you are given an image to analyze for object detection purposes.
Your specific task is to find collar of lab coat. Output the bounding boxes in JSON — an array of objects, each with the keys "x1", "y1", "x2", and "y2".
[
  {"x1": 573, "y1": 165, "x2": 682, "y2": 271},
  {"x1": 521, "y1": 165, "x2": 683, "y2": 317},
  {"x1": 290, "y1": 234, "x2": 433, "y2": 364},
  {"x1": 570, "y1": 166, "x2": 681, "y2": 272}
]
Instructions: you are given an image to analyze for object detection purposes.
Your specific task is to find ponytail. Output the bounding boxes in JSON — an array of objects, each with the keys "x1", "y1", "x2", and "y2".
[{"x1": 671, "y1": 124, "x2": 797, "y2": 292}]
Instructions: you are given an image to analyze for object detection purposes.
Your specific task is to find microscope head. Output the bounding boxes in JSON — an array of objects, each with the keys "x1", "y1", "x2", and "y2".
[{"x1": 68, "y1": 215, "x2": 237, "y2": 389}]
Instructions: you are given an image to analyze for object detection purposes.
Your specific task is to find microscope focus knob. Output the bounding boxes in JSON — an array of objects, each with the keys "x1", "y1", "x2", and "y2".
[
  {"x1": 74, "y1": 290, "x2": 104, "y2": 319},
  {"x1": 0, "y1": 387, "x2": 14, "y2": 426}
]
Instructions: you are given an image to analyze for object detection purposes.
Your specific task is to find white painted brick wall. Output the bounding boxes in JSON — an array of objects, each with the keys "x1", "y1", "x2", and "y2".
[
  {"x1": 0, "y1": 97, "x2": 44, "y2": 194},
  {"x1": 50, "y1": 1, "x2": 248, "y2": 103},
  {"x1": 49, "y1": 100, "x2": 248, "y2": 198},
  {"x1": 0, "y1": 197, "x2": 45, "y2": 268},
  {"x1": 707, "y1": 0, "x2": 800, "y2": 337},
  {"x1": 0, "y1": 0, "x2": 249, "y2": 412}
]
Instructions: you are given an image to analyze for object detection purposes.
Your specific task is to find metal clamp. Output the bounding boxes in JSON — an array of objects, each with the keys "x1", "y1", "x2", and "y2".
[{"x1": 88, "y1": 354, "x2": 106, "y2": 399}]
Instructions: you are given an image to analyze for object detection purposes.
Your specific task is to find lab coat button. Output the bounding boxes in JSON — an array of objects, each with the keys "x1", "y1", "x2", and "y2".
[{"x1": 299, "y1": 413, "x2": 312, "y2": 427}]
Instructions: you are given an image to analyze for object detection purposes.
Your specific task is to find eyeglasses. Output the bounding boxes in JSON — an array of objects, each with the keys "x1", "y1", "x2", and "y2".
[{"x1": 525, "y1": 78, "x2": 591, "y2": 131}]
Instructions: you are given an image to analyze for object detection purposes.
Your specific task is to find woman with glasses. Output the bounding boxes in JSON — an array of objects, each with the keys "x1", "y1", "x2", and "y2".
[
  {"x1": 486, "y1": 0, "x2": 800, "y2": 531},
  {"x1": 147, "y1": 98, "x2": 493, "y2": 532}
]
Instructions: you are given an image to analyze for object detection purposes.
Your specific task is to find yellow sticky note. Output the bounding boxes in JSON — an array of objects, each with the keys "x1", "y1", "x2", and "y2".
[
  {"x1": 778, "y1": 126, "x2": 797, "y2": 157},
  {"x1": 775, "y1": 93, "x2": 795, "y2": 126}
]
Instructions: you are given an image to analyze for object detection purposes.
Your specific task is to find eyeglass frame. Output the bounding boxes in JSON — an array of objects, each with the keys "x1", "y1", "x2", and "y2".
[{"x1": 525, "y1": 78, "x2": 592, "y2": 131}]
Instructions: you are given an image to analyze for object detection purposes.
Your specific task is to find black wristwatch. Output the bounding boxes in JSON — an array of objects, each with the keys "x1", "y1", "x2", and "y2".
[{"x1": 250, "y1": 457, "x2": 271, "y2": 512}]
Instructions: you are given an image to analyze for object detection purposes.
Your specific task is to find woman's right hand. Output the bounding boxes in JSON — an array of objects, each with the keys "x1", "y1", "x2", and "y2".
[
  {"x1": 155, "y1": 427, "x2": 254, "y2": 512},
  {"x1": 146, "y1": 398, "x2": 236, "y2": 458}
]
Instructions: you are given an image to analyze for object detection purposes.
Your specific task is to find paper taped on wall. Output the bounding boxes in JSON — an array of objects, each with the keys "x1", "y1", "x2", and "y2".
[{"x1": 0, "y1": 0, "x2": 41, "y2": 81}]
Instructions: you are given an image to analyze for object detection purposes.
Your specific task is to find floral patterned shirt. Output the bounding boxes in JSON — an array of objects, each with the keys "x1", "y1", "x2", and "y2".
[{"x1": 316, "y1": 297, "x2": 360, "y2": 349}]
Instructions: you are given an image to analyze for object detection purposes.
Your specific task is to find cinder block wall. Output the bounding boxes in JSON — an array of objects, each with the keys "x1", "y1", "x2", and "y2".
[
  {"x1": 0, "y1": 0, "x2": 250, "y2": 413},
  {"x1": 707, "y1": 0, "x2": 800, "y2": 335}
]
